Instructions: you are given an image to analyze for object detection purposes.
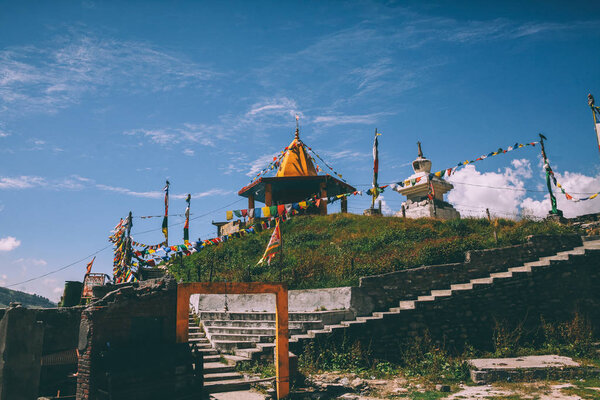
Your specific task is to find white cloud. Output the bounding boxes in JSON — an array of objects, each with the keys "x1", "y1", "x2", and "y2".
[
  {"x1": 182, "y1": 149, "x2": 195, "y2": 156},
  {"x1": 0, "y1": 175, "x2": 46, "y2": 189},
  {"x1": 0, "y1": 236, "x2": 21, "y2": 252},
  {"x1": 124, "y1": 123, "x2": 221, "y2": 147},
  {"x1": 521, "y1": 170, "x2": 600, "y2": 218},
  {"x1": 246, "y1": 153, "x2": 279, "y2": 177},
  {"x1": 0, "y1": 30, "x2": 216, "y2": 114},
  {"x1": 95, "y1": 184, "x2": 230, "y2": 200},
  {"x1": 313, "y1": 112, "x2": 391, "y2": 127},
  {"x1": 376, "y1": 194, "x2": 392, "y2": 214},
  {"x1": 447, "y1": 159, "x2": 532, "y2": 218},
  {"x1": 0, "y1": 131, "x2": 9, "y2": 138},
  {"x1": 246, "y1": 98, "x2": 300, "y2": 118}
]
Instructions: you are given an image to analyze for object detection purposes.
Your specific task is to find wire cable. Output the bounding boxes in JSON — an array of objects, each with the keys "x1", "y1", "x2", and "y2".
[{"x1": 4, "y1": 245, "x2": 112, "y2": 289}]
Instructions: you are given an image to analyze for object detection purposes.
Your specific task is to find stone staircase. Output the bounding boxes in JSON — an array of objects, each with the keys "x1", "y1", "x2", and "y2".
[
  {"x1": 192, "y1": 238, "x2": 600, "y2": 373},
  {"x1": 288, "y1": 238, "x2": 600, "y2": 353},
  {"x1": 188, "y1": 314, "x2": 251, "y2": 393},
  {"x1": 199, "y1": 310, "x2": 353, "y2": 360}
]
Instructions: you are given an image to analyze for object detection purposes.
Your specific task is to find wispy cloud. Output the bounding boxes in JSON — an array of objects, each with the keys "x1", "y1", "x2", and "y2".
[
  {"x1": 95, "y1": 184, "x2": 231, "y2": 199},
  {"x1": 0, "y1": 236, "x2": 21, "y2": 252},
  {"x1": 313, "y1": 112, "x2": 393, "y2": 127},
  {"x1": 14, "y1": 258, "x2": 47, "y2": 266},
  {"x1": 183, "y1": 149, "x2": 195, "y2": 156},
  {"x1": 124, "y1": 122, "x2": 224, "y2": 147},
  {"x1": 0, "y1": 29, "x2": 217, "y2": 115},
  {"x1": 0, "y1": 175, "x2": 46, "y2": 189}
]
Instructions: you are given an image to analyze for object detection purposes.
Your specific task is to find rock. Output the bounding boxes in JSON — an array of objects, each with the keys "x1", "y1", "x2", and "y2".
[
  {"x1": 436, "y1": 384, "x2": 451, "y2": 392},
  {"x1": 392, "y1": 387, "x2": 409, "y2": 394},
  {"x1": 339, "y1": 377, "x2": 350, "y2": 386},
  {"x1": 368, "y1": 379, "x2": 388, "y2": 386},
  {"x1": 337, "y1": 394, "x2": 359, "y2": 399},
  {"x1": 350, "y1": 378, "x2": 365, "y2": 388}
]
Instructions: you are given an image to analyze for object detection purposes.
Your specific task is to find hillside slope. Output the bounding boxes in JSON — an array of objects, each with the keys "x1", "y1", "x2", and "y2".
[
  {"x1": 0, "y1": 286, "x2": 56, "y2": 308},
  {"x1": 168, "y1": 214, "x2": 576, "y2": 289}
]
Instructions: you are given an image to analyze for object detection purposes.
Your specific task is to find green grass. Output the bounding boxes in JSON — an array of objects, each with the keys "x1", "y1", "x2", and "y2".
[
  {"x1": 167, "y1": 214, "x2": 576, "y2": 289},
  {"x1": 561, "y1": 378, "x2": 600, "y2": 400}
]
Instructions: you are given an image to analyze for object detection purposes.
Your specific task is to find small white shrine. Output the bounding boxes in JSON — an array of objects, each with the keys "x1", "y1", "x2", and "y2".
[{"x1": 394, "y1": 142, "x2": 460, "y2": 220}]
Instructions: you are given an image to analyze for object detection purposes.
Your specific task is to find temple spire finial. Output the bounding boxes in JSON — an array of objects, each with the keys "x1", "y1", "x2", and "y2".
[
  {"x1": 417, "y1": 141, "x2": 424, "y2": 158},
  {"x1": 295, "y1": 115, "x2": 300, "y2": 139}
]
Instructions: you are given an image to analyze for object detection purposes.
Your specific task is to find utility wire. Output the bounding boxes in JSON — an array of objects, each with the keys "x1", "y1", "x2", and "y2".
[
  {"x1": 5, "y1": 199, "x2": 246, "y2": 289},
  {"x1": 5, "y1": 245, "x2": 112, "y2": 289}
]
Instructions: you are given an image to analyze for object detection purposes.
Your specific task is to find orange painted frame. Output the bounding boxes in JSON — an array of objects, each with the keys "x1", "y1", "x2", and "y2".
[{"x1": 176, "y1": 282, "x2": 289, "y2": 399}]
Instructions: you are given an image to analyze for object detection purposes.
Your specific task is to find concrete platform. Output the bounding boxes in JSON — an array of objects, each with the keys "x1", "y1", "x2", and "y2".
[{"x1": 468, "y1": 355, "x2": 581, "y2": 383}]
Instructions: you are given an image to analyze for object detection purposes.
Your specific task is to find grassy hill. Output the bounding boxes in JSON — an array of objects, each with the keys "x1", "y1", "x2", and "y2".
[
  {"x1": 0, "y1": 286, "x2": 56, "y2": 308},
  {"x1": 167, "y1": 214, "x2": 576, "y2": 289}
]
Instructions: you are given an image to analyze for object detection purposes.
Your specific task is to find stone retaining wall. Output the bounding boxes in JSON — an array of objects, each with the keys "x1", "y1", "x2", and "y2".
[
  {"x1": 304, "y1": 247, "x2": 600, "y2": 360},
  {"x1": 358, "y1": 234, "x2": 582, "y2": 312}
]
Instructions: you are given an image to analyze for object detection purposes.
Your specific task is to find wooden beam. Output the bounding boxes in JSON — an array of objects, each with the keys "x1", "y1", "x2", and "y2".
[
  {"x1": 319, "y1": 181, "x2": 327, "y2": 215},
  {"x1": 265, "y1": 183, "x2": 273, "y2": 207},
  {"x1": 341, "y1": 197, "x2": 347, "y2": 213}
]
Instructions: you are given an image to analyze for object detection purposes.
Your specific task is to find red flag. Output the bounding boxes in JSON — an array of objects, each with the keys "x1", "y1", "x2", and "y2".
[{"x1": 86, "y1": 256, "x2": 96, "y2": 274}]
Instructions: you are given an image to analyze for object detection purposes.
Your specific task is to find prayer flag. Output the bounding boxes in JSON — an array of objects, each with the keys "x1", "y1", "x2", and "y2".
[
  {"x1": 183, "y1": 194, "x2": 190, "y2": 243},
  {"x1": 226, "y1": 210, "x2": 233, "y2": 220},
  {"x1": 85, "y1": 256, "x2": 95, "y2": 274},
  {"x1": 162, "y1": 181, "x2": 169, "y2": 245},
  {"x1": 262, "y1": 206, "x2": 271, "y2": 218},
  {"x1": 257, "y1": 218, "x2": 281, "y2": 265},
  {"x1": 277, "y1": 204, "x2": 286, "y2": 216},
  {"x1": 270, "y1": 205, "x2": 278, "y2": 216}
]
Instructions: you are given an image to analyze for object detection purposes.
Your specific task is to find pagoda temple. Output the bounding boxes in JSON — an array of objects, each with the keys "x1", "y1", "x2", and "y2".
[{"x1": 238, "y1": 127, "x2": 356, "y2": 216}]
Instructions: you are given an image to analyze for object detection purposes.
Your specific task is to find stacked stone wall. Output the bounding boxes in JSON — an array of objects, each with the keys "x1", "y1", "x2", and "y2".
[
  {"x1": 358, "y1": 234, "x2": 582, "y2": 312},
  {"x1": 311, "y1": 247, "x2": 600, "y2": 361}
]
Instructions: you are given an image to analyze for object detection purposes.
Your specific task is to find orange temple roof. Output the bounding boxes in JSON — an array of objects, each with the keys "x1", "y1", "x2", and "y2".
[{"x1": 276, "y1": 137, "x2": 317, "y2": 177}]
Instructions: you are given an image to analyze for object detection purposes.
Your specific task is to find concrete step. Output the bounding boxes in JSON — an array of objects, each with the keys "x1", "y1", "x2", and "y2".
[
  {"x1": 209, "y1": 334, "x2": 275, "y2": 343},
  {"x1": 206, "y1": 326, "x2": 305, "y2": 336},
  {"x1": 199, "y1": 310, "x2": 350, "y2": 322},
  {"x1": 489, "y1": 271, "x2": 513, "y2": 279},
  {"x1": 204, "y1": 362, "x2": 236, "y2": 374},
  {"x1": 416, "y1": 295, "x2": 435, "y2": 302},
  {"x1": 234, "y1": 348, "x2": 262, "y2": 359},
  {"x1": 204, "y1": 372, "x2": 244, "y2": 382},
  {"x1": 508, "y1": 266, "x2": 531, "y2": 273},
  {"x1": 450, "y1": 283, "x2": 473, "y2": 291},
  {"x1": 430, "y1": 289, "x2": 452, "y2": 297},
  {"x1": 471, "y1": 277, "x2": 493, "y2": 285},
  {"x1": 213, "y1": 340, "x2": 257, "y2": 351},
  {"x1": 195, "y1": 348, "x2": 218, "y2": 356},
  {"x1": 203, "y1": 355, "x2": 221, "y2": 363},
  {"x1": 204, "y1": 379, "x2": 251, "y2": 394},
  {"x1": 398, "y1": 301, "x2": 416, "y2": 310},
  {"x1": 203, "y1": 319, "x2": 323, "y2": 330}
]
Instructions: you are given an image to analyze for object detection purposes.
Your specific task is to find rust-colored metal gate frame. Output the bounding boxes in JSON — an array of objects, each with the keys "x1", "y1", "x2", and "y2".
[{"x1": 176, "y1": 282, "x2": 289, "y2": 399}]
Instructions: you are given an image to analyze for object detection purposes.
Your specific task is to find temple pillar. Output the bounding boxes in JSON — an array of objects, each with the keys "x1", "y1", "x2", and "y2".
[
  {"x1": 248, "y1": 194, "x2": 255, "y2": 211},
  {"x1": 341, "y1": 197, "x2": 347, "y2": 213},
  {"x1": 265, "y1": 184, "x2": 272, "y2": 207},
  {"x1": 319, "y1": 181, "x2": 327, "y2": 216}
]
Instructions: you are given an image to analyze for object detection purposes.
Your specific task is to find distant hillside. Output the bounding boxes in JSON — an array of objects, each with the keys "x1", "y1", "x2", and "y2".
[
  {"x1": 0, "y1": 286, "x2": 56, "y2": 308},
  {"x1": 168, "y1": 214, "x2": 577, "y2": 289}
]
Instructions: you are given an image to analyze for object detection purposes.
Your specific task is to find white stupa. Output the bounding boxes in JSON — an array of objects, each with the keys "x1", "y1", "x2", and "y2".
[{"x1": 394, "y1": 142, "x2": 460, "y2": 220}]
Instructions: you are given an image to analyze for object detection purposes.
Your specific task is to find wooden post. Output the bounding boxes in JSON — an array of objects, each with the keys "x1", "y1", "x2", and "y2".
[
  {"x1": 319, "y1": 181, "x2": 327, "y2": 215},
  {"x1": 176, "y1": 283, "x2": 289, "y2": 398},
  {"x1": 265, "y1": 183, "x2": 273, "y2": 207},
  {"x1": 248, "y1": 194, "x2": 255, "y2": 213},
  {"x1": 341, "y1": 197, "x2": 348, "y2": 213}
]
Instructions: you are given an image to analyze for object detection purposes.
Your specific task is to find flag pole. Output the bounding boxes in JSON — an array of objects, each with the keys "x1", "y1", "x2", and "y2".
[
  {"x1": 371, "y1": 128, "x2": 379, "y2": 210},
  {"x1": 589, "y1": 94, "x2": 600, "y2": 157},
  {"x1": 538, "y1": 134, "x2": 562, "y2": 217},
  {"x1": 162, "y1": 180, "x2": 170, "y2": 247}
]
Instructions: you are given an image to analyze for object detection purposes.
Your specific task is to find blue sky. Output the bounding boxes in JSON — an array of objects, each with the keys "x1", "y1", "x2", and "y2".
[{"x1": 1, "y1": 0, "x2": 599, "y2": 301}]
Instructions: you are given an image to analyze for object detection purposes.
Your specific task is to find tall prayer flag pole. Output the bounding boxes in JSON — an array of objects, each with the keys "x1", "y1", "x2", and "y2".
[
  {"x1": 371, "y1": 128, "x2": 381, "y2": 209},
  {"x1": 162, "y1": 180, "x2": 170, "y2": 246},
  {"x1": 538, "y1": 134, "x2": 562, "y2": 216},
  {"x1": 183, "y1": 193, "x2": 191, "y2": 244},
  {"x1": 589, "y1": 94, "x2": 600, "y2": 157}
]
